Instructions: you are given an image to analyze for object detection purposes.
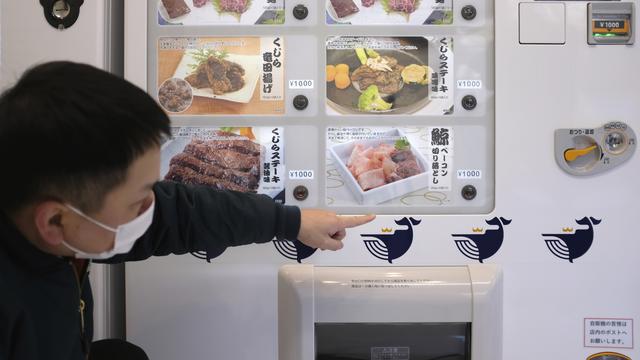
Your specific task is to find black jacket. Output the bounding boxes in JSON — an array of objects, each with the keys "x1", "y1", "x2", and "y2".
[{"x1": 0, "y1": 181, "x2": 300, "y2": 360}]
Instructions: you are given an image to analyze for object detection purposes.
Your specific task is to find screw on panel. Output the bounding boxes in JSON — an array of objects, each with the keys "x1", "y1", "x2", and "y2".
[
  {"x1": 293, "y1": 186, "x2": 309, "y2": 201},
  {"x1": 293, "y1": 4, "x2": 309, "y2": 20},
  {"x1": 293, "y1": 95, "x2": 309, "y2": 111},
  {"x1": 461, "y1": 185, "x2": 477, "y2": 201},
  {"x1": 461, "y1": 5, "x2": 477, "y2": 20},
  {"x1": 462, "y1": 95, "x2": 477, "y2": 111}
]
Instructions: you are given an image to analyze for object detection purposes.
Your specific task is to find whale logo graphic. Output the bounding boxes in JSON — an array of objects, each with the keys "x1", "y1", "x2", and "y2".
[
  {"x1": 190, "y1": 248, "x2": 225, "y2": 262},
  {"x1": 361, "y1": 217, "x2": 421, "y2": 263},
  {"x1": 273, "y1": 239, "x2": 317, "y2": 263},
  {"x1": 452, "y1": 217, "x2": 512, "y2": 263},
  {"x1": 543, "y1": 217, "x2": 601, "y2": 263}
]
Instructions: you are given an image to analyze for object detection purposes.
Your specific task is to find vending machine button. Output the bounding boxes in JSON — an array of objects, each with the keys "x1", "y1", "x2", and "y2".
[
  {"x1": 293, "y1": 95, "x2": 309, "y2": 110},
  {"x1": 293, "y1": 186, "x2": 309, "y2": 201},
  {"x1": 293, "y1": 4, "x2": 309, "y2": 20},
  {"x1": 461, "y1": 185, "x2": 477, "y2": 201},
  {"x1": 461, "y1": 5, "x2": 477, "y2": 21},
  {"x1": 462, "y1": 95, "x2": 477, "y2": 111}
]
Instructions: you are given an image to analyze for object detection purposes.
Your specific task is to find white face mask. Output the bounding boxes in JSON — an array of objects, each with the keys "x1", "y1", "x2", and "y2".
[{"x1": 62, "y1": 200, "x2": 155, "y2": 259}]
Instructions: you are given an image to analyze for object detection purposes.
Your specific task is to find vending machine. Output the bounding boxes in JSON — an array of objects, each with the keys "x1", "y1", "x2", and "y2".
[{"x1": 124, "y1": 1, "x2": 639, "y2": 359}]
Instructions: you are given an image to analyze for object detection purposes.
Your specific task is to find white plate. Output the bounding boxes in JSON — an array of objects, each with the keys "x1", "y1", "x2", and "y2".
[
  {"x1": 158, "y1": 1, "x2": 193, "y2": 24},
  {"x1": 326, "y1": 0, "x2": 360, "y2": 23},
  {"x1": 172, "y1": 52, "x2": 261, "y2": 104},
  {"x1": 329, "y1": 129, "x2": 429, "y2": 205}
]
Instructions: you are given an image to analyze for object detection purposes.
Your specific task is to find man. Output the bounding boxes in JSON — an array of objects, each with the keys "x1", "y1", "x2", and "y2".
[{"x1": 0, "y1": 62, "x2": 374, "y2": 359}]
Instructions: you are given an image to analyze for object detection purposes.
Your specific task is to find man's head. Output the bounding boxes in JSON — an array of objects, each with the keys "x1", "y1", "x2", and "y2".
[{"x1": 0, "y1": 61, "x2": 170, "y2": 256}]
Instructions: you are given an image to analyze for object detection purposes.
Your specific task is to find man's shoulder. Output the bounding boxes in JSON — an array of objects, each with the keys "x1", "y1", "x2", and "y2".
[
  {"x1": 0, "y1": 249, "x2": 38, "y2": 360},
  {"x1": 0, "y1": 277, "x2": 27, "y2": 332},
  {"x1": 0, "y1": 245, "x2": 27, "y2": 308}
]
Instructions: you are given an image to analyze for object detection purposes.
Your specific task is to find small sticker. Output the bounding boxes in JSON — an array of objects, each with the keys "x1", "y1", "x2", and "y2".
[
  {"x1": 457, "y1": 169, "x2": 482, "y2": 179},
  {"x1": 351, "y1": 277, "x2": 431, "y2": 289},
  {"x1": 585, "y1": 318, "x2": 633, "y2": 349},
  {"x1": 371, "y1": 347, "x2": 410, "y2": 360},
  {"x1": 289, "y1": 170, "x2": 314, "y2": 180},
  {"x1": 288, "y1": 80, "x2": 314, "y2": 90},
  {"x1": 457, "y1": 80, "x2": 482, "y2": 89}
]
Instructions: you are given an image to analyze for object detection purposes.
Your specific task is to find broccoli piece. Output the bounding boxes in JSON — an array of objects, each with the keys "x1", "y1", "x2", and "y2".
[
  {"x1": 358, "y1": 85, "x2": 393, "y2": 112},
  {"x1": 395, "y1": 138, "x2": 410, "y2": 150}
]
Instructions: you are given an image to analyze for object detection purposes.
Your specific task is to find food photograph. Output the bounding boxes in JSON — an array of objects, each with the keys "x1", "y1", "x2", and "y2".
[
  {"x1": 326, "y1": 36, "x2": 454, "y2": 116},
  {"x1": 326, "y1": 0, "x2": 453, "y2": 25},
  {"x1": 162, "y1": 127, "x2": 285, "y2": 200},
  {"x1": 157, "y1": 37, "x2": 285, "y2": 115},
  {"x1": 326, "y1": 127, "x2": 454, "y2": 206},
  {"x1": 158, "y1": 0, "x2": 286, "y2": 25},
  {"x1": 327, "y1": 37, "x2": 432, "y2": 115},
  {"x1": 176, "y1": 48, "x2": 260, "y2": 104},
  {"x1": 158, "y1": 77, "x2": 193, "y2": 113}
]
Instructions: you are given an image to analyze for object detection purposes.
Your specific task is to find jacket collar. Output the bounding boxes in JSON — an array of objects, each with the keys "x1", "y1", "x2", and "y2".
[{"x1": 0, "y1": 211, "x2": 68, "y2": 272}]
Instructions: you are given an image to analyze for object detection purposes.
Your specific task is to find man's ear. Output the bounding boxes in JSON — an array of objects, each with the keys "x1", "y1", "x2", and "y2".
[{"x1": 33, "y1": 201, "x2": 70, "y2": 246}]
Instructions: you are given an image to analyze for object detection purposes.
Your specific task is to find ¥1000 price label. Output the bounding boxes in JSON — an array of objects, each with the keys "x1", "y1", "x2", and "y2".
[
  {"x1": 288, "y1": 80, "x2": 314, "y2": 89},
  {"x1": 456, "y1": 80, "x2": 482, "y2": 89},
  {"x1": 289, "y1": 170, "x2": 314, "y2": 180},
  {"x1": 457, "y1": 169, "x2": 482, "y2": 179}
]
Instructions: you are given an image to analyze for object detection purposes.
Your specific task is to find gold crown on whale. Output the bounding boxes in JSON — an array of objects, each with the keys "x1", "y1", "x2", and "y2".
[
  {"x1": 381, "y1": 228, "x2": 393, "y2": 233},
  {"x1": 562, "y1": 228, "x2": 574, "y2": 233},
  {"x1": 472, "y1": 228, "x2": 484, "y2": 233}
]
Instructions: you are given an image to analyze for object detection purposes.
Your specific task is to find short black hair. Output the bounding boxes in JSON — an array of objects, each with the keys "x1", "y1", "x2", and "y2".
[{"x1": 0, "y1": 61, "x2": 171, "y2": 213}]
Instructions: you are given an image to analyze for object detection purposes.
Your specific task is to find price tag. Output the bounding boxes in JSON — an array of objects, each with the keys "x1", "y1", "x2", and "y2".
[
  {"x1": 289, "y1": 80, "x2": 314, "y2": 89},
  {"x1": 457, "y1": 169, "x2": 482, "y2": 179},
  {"x1": 289, "y1": 170, "x2": 314, "y2": 180},
  {"x1": 457, "y1": 80, "x2": 482, "y2": 89}
]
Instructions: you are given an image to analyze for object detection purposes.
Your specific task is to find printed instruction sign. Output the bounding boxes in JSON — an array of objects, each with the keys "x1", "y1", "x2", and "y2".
[{"x1": 585, "y1": 318, "x2": 634, "y2": 349}]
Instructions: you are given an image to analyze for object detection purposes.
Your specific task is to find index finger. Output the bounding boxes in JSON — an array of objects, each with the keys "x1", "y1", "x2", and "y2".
[
  {"x1": 321, "y1": 238, "x2": 344, "y2": 251},
  {"x1": 338, "y1": 214, "x2": 376, "y2": 229}
]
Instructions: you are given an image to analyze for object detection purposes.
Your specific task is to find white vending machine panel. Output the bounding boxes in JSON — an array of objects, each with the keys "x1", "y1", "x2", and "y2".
[{"x1": 124, "y1": 1, "x2": 640, "y2": 359}]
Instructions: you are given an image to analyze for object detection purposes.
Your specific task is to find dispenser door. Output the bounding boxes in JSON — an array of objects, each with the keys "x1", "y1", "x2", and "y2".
[{"x1": 315, "y1": 322, "x2": 471, "y2": 360}]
